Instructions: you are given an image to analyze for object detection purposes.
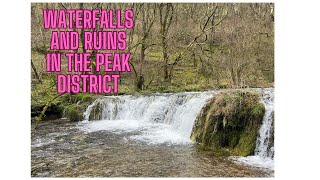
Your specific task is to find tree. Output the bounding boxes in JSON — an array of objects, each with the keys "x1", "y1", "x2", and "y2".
[
  {"x1": 158, "y1": 3, "x2": 174, "y2": 81},
  {"x1": 137, "y1": 4, "x2": 156, "y2": 90}
]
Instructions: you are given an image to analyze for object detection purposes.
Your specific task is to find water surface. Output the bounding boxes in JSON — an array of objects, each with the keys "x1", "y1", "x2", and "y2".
[{"x1": 31, "y1": 119, "x2": 273, "y2": 177}]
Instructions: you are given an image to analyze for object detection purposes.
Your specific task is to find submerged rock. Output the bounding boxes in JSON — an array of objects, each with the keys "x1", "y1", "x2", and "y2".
[{"x1": 191, "y1": 91, "x2": 265, "y2": 156}]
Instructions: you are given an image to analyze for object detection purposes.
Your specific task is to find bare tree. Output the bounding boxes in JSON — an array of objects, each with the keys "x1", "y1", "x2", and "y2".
[
  {"x1": 137, "y1": 4, "x2": 156, "y2": 90},
  {"x1": 158, "y1": 3, "x2": 174, "y2": 81}
]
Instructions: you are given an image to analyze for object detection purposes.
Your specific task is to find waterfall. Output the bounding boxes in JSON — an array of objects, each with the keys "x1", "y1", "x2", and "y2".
[
  {"x1": 79, "y1": 92, "x2": 214, "y2": 144},
  {"x1": 79, "y1": 89, "x2": 274, "y2": 169},
  {"x1": 255, "y1": 88, "x2": 274, "y2": 158},
  {"x1": 232, "y1": 88, "x2": 274, "y2": 170}
]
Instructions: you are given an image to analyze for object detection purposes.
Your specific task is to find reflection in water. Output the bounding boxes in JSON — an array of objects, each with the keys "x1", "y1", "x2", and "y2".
[{"x1": 31, "y1": 119, "x2": 273, "y2": 177}]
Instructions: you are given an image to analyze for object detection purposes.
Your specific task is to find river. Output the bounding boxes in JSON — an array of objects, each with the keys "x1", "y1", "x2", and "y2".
[{"x1": 31, "y1": 89, "x2": 274, "y2": 177}]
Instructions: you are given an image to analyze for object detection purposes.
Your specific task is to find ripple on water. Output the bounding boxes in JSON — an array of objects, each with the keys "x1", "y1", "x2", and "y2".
[{"x1": 32, "y1": 119, "x2": 273, "y2": 177}]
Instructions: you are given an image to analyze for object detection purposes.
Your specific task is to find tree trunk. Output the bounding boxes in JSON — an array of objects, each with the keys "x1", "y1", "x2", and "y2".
[
  {"x1": 139, "y1": 41, "x2": 145, "y2": 77},
  {"x1": 163, "y1": 40, "x2": 169, "y2": 81},
  {"x1": 159, "y1": 3, "x2": 173, "y2": 82},
  {"x1": 80, "y1": 3, "x2": 86, "y2": 54},
  {"x1": 31, "y1": 60, "x2": 42, "y2": 84}
]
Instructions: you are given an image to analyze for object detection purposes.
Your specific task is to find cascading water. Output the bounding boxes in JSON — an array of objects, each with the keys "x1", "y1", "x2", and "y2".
[
  {"x1": 32, "y1": 89, "x2": 274, "y2": 177},
  {"x1": 79, "y1": 89, "x2": 274, "y2": 169},
  {"x1": 79, "y1": 92, "x2": 215, "y2": 145},
  {"x1": 231, "y1": 88, "x2": 274, "y2": 170},
  {"x1": 255, "y1": 88, "x2": 274, "y2": 158}
]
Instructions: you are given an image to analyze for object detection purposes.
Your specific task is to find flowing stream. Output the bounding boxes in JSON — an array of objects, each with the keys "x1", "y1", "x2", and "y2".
[
  {"x1": 31, "y1": 89, "x2": 274, "y2": 177},
  {"x1": 231, "y1": 88, "x2": 274, "y2": 170},
  {"x1": 80, "y1": 92, "x2": 215, "y2": 145}
]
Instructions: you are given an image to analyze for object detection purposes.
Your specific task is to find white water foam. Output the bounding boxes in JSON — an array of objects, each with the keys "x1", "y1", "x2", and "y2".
[
  {"x1": 230, "y1": 156, "x2": 274, "y2": 170},
  {"x1": 79, "y1": 89, "x2": 274, "y2": 170},
  {"x1": 78, "y1": 92, "x2": 214, "y2": 145}
]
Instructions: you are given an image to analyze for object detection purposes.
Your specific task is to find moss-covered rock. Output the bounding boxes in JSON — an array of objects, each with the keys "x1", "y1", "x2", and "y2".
[
  {"x1": 62, "y1": 94, "x2": 96, "y2": 122},
  {"x1": 73, "y1": 94, "x2": 94, "y2": 104},
  {"x1": 191, "y1": 91, "x2": 265, "y2": 156},
  {"x1": 88, "y1": 102, "x2": 103, "y2": 121},
  {"x1": 66, "y1": 104, "x2": 83, "y2": 122}
]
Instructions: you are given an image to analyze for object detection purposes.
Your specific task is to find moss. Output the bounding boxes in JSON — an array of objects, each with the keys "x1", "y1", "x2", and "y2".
[
  {"x1": 88, "y1": 102, "x2": 103, "y2": 121},
  {"x1": 232, "y1": 125, "x2": 259, "y2": 156},
  {"x1": 56, "y1": 94, "x2": 96, "y2": 122},
  {"x1": 191, "y1": 90, "x2": 265, "y2": 156},
  {"x1": 66, "y1": 104, "x2": 83, "y2": 122},
  {"x1": 78, "y1": 94, "x2": 93, "y2": 102}
]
